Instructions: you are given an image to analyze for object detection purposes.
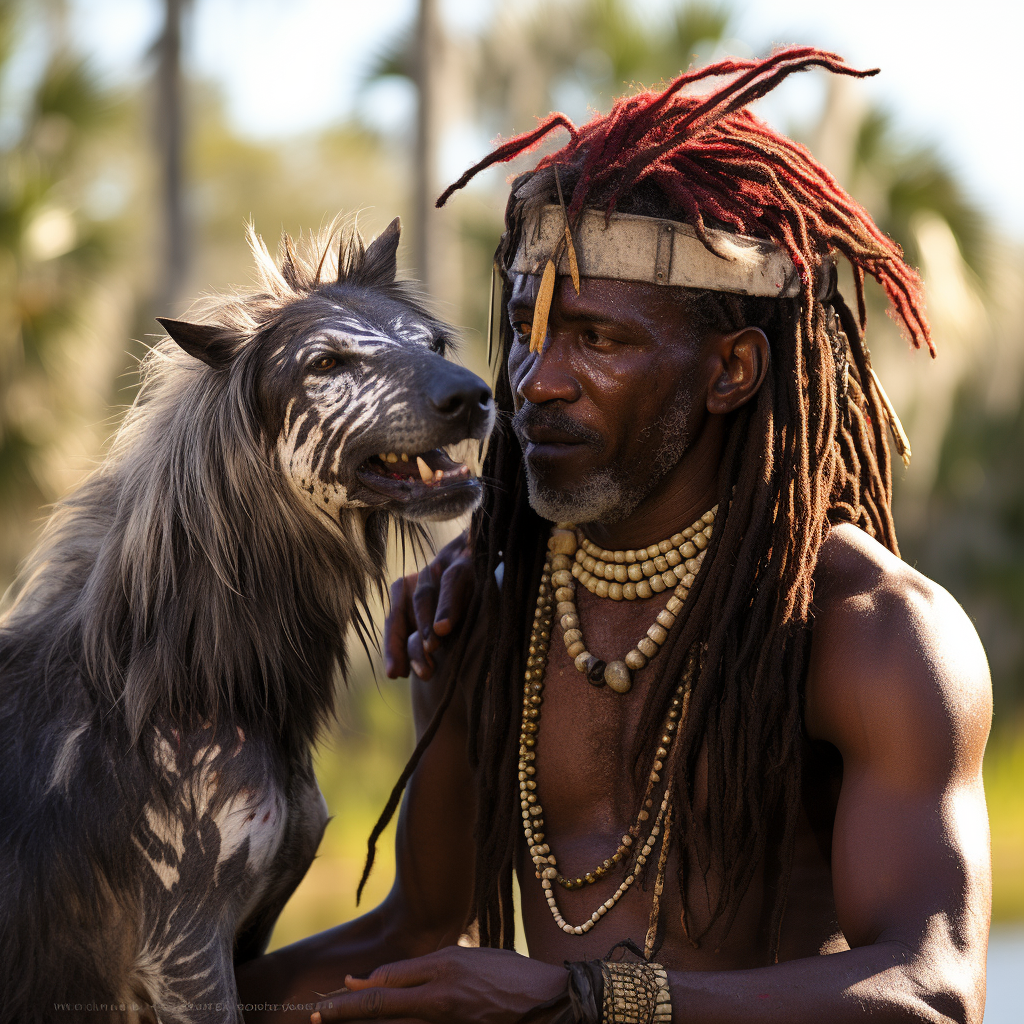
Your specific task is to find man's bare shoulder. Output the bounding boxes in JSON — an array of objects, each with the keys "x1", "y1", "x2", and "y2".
[{"x1": 806, "y1": 523, "x2": 991, "y2": 773}]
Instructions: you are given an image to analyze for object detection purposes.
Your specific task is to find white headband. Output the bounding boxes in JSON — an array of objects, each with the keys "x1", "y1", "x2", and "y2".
[{"x1": 511, "y1": 204, "x2": 807, "y2": 299}]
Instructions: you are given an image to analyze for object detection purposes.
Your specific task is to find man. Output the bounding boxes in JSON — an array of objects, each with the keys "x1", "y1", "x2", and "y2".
[{"x1": 237, "y1": 47, "x2": 991, "y2": 1023}]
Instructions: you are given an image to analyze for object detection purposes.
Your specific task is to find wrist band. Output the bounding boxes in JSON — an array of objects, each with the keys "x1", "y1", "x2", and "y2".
[
  {"x1": 599, "y1": 961, "x2": 672, "y2": 1024},
  {"x1": 518, "y1": 959, "x2": 671, "y2": 1024}
]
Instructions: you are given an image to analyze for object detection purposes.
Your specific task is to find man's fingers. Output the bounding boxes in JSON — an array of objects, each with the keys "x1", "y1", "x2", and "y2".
[
  {"x1": 407, "y1": 631, "x2": 433, "y2": 680},
  {"x1": 412, "y1": 566, "x2": 440, "y2": 643},
  {"x1": 384, "y1": 574, "x2": 418, "y2": 678},
  {"x1": 311, "y1": 983, "x2": 427, "y2": 1022},
  {"x1": 431, "y1": 557, "x2": 475, "y2": 641},
  {"x1": 349, "y1": 958, "x2": 434, "y2": 989},
  {"x1": 383, "y1": 529, "x2": 472, "y2": 674}
]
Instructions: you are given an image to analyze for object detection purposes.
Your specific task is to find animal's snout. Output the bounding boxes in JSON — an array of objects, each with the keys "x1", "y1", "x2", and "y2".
[{"x1": 427, "y1": 363, "x2": 493, "y2": 436}]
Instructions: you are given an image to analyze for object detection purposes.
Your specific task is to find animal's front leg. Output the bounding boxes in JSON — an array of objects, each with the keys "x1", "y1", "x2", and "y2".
[
  {"x1": 132, "y1": 728, "x2": 288, "y2": 1023},
  {"x1": 133, "y1": 813, "x2": 249, "y2": 1023},
  {"x1": 143, "y1": 938, "x2": 242, "y2": 1024}
]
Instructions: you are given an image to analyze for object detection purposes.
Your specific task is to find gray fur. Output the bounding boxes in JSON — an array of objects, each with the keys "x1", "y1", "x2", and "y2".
[{"x1": 0, "y1": 217, "x2": 492, "y2": 1023}]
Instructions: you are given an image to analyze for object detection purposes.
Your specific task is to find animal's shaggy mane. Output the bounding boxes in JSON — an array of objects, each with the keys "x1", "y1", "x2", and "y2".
[{"x1": 2, "y1": 219, "x2": 439, "y2": 755}]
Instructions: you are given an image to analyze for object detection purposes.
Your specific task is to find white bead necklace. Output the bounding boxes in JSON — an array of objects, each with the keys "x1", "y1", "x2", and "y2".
[
  {"x1": 518, "y1": 529, "x2": 700, "y2": 937},
  {"x1": 549, "y1": 507, "x2": 716, "y2": 694}
]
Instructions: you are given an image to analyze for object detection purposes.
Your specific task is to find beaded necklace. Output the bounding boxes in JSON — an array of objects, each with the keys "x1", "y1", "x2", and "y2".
[
  {"x1": 519, "y1": 523, "x2": 703, "y2": 939},
  {"x1": 549, "y1": 507, "x2": 716, "y2": 694}
]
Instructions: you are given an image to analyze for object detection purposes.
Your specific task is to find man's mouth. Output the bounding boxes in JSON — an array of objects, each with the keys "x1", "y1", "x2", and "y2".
[
  {"x1": 522, "y1": 427, "x2": 586, "y2": 447},
  {"x1": 512, "y1": 405, "x2": 603, "y2": 455}
]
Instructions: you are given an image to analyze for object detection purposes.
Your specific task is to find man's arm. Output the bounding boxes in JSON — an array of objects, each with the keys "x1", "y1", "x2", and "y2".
[
  {"x1": 235, "y1": 642, "x2": 479, "y2": 1022},
  {"x1": 656, "y1": 526, "x2": 992, "y2": 1022}
]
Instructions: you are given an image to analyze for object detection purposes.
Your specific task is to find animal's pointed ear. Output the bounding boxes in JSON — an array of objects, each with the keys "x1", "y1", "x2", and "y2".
[
  {"x1": 357, "y1": 217, "x2": 401, "y2": 286},
  {"x1": 157, "y1": 318, "x2": 233, "y2": 369}
]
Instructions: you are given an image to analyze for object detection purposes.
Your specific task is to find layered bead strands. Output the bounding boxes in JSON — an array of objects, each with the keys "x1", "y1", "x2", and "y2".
[
  {"x1": 554, "y1": 508, "x2": 716, "y2": 694},
  {"x1": 571, "y1": 508, "x2": 717, "y2": 601},
  {"x1": 519, "y1": 545, "x2": 698, "y2": 935}
]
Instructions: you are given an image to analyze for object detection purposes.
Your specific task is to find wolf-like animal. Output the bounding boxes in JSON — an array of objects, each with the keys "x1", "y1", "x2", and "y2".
[{"x1": 0, "y1": 218, "x2": 493, "y2": 1024}]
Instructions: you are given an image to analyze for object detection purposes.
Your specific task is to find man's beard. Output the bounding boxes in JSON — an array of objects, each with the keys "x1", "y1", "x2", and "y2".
[
  {"x1": 528, "y1": 464, "x2": 636, "y2": 524},
  {"x1": 512, "y1": 384, "x2": 694, "y2": 525}
]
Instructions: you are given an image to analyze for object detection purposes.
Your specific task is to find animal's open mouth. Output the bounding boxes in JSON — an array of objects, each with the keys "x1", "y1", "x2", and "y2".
[{"x1": 355, "y1": 446, "x2": 477, "y2": 503}]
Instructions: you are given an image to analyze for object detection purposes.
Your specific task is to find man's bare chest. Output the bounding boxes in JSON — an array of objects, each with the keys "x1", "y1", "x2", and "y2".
[
  {"x1": 529, "y1": 585, "x2": 683, "y2": 859},
  {"x1": 519, "y1": 582, "x2": 845, "y2": 964}
]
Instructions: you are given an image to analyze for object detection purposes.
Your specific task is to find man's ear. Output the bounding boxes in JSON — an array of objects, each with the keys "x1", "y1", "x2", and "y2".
[
  {"x1": 157, "y1": 318, "x2": 234, "y2": 370},
  {"x1": 706, "y1": 327, "x2": 769, "y2": 414}
]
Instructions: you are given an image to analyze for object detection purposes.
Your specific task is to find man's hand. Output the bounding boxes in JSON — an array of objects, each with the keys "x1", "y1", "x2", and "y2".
[
  {"x1": 384, "y1": 532, "x2": 475, "y2": 679},
  {"x1": 310, "y1": 947, "x2": 565, "y2": 1024}
]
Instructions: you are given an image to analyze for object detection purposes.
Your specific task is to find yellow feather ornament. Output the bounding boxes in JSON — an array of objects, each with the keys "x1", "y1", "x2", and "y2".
[{"x1": 530, "y1": 259, "x2": 557, "y2": 354}]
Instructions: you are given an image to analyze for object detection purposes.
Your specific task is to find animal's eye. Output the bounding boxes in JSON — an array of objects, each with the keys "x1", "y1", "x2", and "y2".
[
  {"x1": 310, "y1": 355, "x2": 338, "y2": 371},
  {"x1": 513, "y1": 321, "x2": 532, "y2": 339}
]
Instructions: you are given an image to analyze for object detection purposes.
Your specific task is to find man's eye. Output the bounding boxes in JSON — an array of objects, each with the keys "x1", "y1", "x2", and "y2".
[
  {"x1": 310, "y1": 355, "x2": 338, "y2": 371},
  {"x1": 583, "y1": 329, "x2": 614, "y2": 348}
]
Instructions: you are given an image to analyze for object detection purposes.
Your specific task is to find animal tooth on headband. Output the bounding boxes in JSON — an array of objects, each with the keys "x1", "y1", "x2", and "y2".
[
  {"x1": 530, "y1": 259, "x2": 557, "y2": 354},
  {"x1": 417, "y1": 456, "x2": 433, "y2": 484},
  {"x1": 554, "y1": 165, "x2": 580, "y2": 296}
]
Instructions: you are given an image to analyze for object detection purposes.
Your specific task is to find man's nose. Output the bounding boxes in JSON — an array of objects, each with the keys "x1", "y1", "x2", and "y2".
[{"x1": 515, "y1": 338, "x2": 581, "y2": 406}]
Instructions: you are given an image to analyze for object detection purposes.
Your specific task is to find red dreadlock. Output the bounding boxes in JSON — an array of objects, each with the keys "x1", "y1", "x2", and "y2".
[{"x1": 438, "y1": 45, "x2": 932, "y2": 355}]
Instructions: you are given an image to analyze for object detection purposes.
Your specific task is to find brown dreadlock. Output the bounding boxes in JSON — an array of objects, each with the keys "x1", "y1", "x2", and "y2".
[{"x1": 360, "y1": 47, "x2": 931, "y2": 960}]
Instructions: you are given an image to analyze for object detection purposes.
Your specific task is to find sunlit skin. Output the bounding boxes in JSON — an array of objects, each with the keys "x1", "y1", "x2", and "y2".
[{"x1": 236, "y1": 273, "x2": 992, "y2": 1024}]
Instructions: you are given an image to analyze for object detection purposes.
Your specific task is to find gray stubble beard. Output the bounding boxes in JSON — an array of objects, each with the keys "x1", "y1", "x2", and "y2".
[{"x1": 525, "y1": 380, "x2": 695, "y2": 527}]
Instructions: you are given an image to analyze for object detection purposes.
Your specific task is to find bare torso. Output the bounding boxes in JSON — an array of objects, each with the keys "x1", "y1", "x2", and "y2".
[{"x1": 515, "y1": 536, "x2": 848, "y2": 969}]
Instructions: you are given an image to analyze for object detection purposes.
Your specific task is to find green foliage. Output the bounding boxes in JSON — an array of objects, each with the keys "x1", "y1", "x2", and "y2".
[
  {"x1": 903, "y1": 382, "x2": 1024, "y2": 719},
  {"x1": 850, "y1": 107, "x2": 987, "y2": 278},
  {"x1": 0, "y1": 4, "x2": 128, "y2": 584},
  {"x1": 985, "y1": 729, "x2": 1024, "y2": 921},
  {"x1": 366, "y1": 1, "x2": 735, "y2": 139}
]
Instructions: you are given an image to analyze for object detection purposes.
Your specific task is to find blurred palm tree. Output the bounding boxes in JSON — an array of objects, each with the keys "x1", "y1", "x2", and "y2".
[
  {"x1": 155, "y1": 0, "x2": 191, "y2": 311},
  {"x1": 0, "y1": 0, "x2": 133, "y2": 588}
]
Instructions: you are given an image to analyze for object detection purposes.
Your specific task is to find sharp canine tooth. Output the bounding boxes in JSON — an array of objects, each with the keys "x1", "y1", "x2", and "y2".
[
  {"x1": 401, "y1": 453, "x2": 409, "y2": 462},
  {"x1": 416, "y1": 456, "x2": 432, "y2": 484},
  {"x1": 386, "y1": 453, "x2": 398, "y2": 463}
]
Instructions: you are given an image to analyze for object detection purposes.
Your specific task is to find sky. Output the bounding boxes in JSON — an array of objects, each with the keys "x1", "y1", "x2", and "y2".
[{"x1": 66, "y1": 0, "x2": 1024, "y2": 238}]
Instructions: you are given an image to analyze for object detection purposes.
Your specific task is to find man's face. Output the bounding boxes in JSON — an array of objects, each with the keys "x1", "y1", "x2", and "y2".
[{"x1": 507, "y1": 273, "x2": 713, "y2": 525}]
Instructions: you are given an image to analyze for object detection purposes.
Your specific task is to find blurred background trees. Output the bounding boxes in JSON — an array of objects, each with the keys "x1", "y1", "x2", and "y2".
[{"x1": 0, "y1": 0, "x2": 1021, "y2": 943}]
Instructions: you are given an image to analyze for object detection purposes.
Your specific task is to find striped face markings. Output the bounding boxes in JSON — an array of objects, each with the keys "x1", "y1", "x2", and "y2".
[
  {"x1": 269, "y1": 299, "x2": 488, "y2": 525},
  {"x1": 286, "y1": 314, "x2": 439, "y2": 368},
  {"x1": 276, "y1": 319, "x2": 413, "y2": 522}
]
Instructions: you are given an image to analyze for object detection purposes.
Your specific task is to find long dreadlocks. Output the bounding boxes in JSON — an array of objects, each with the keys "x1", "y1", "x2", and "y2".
[{"x1": 360, "y1": 47, "x2": 932, "y2": 960}]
